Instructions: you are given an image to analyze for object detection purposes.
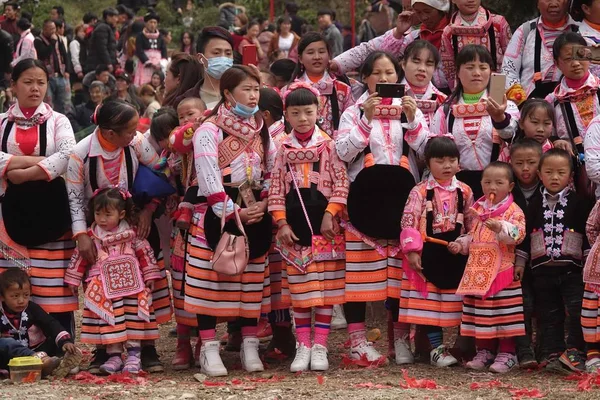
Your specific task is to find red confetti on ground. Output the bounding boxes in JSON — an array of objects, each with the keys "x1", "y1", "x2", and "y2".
[
  {"x1": 399, "y1": 369, "x2": 438, "y2": 389},
  {"x1": 71, "y1": 371, "x2": 149, "y2": 386},
  {"x1": 340, "y1": 354, "x2": 388, "y2": 369},
  {"x1": 509, "y1": 388, "x2": 546, "y2": 399},
  {"x1": 470, "y1": 380, "x2": 506, "y2": 390},
  {"x1": 263, "y1": 348, "x2": 288, "y2": 362},
  {"x1": 230, "y1": 378, "x2": 244, "y2": 385},
  {"x1": 564, "y1": 373, "x2": 600, "y2": 391},
  {"x1": 341, "y1": 339, "x2": 351, "y2": 349},
  {"x1": 72, "y1": 372, "x2": 106, "y2": 385},
  {"x1": 203, "y1": 381, "x2": 227, "y2": 387},
  {"x1": 244, "y1": 375, "x2": 286, "y2": 383},
  {"x1": 354, "y1": 382, "x2": 393, "y2": 389},
  {"x1": 317, "y1": 375, "x2": 324, "y2": 385}
]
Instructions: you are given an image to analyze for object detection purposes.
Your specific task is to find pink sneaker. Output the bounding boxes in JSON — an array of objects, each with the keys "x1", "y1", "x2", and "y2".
[
  {"x1": 466, "y1": 349, "x2": 495, "y2": 371},
  {"x1": 489, "y1": 352, "x2": 518, "y2": 373}
]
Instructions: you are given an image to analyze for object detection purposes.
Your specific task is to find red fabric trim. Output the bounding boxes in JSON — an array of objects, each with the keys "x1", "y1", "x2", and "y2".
[{"x1": 207, "y1": 192, "x2": 226, "y2": 206}]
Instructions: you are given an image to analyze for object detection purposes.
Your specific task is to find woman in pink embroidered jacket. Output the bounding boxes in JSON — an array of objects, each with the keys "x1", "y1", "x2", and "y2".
[
  {"x1": 11, "y1": 18, "x2": 36, "y2": 67},
  {"x1": 335, "y1": 51, "x2": 429, "y2": 366},
  {"x1": 331, "y1": 0, "x2": 451, "y2": 92},
  {"x1": 134, "y1": 13, "x2": 168, "y2": 87},
  {"x1": 289, "y1": 32, "x2": 354, "y2": 139},
  {"x1": 399, "y1": 137, "x2": 474, "y2": 368},
  {"x1": 449, "y1": 162, "x2": 526, "y2": 374},
  {"x1": 439, "y1": 0, "x2": 511, "y2": 90},
  {"x1": 65, "y1": 188, "x2": 161, "y2": 375},
  {"x1": 430, "y1": 45, "x2": 518, "y2": 199},
  {"x1": 183, "y1": 66, "x2": 276, "y2": 377}
]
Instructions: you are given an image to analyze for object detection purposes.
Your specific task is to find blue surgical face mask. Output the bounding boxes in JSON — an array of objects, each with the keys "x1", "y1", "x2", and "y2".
[
  {"x1": 205, "y1": 56, "x2": 233, "y2": 79},
  {"x1": 232, "y1": 101, "x2": 259, "y2": 119}
]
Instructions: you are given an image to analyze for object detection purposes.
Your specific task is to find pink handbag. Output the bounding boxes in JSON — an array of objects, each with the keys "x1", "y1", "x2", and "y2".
[{"x1": 211, "y1": 197, "x2": 249, "y2": 276}]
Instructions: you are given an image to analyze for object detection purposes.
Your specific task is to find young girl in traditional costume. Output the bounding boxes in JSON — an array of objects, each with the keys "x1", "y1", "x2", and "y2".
[
  {"x1": 336, "y1": 51, "x2": 430, "y2": 365},
  {"x1": 291, "y1": 32, "x2": 354, "y2": 138},
  {"x1": 269, "y1": 82, "x2": 349, "y2": 372},
  {"x1": 134, "y1": 13, "x2": 168, "y2": 87},
  {"x1": 449, "y1": 161, "x2": 526, "y2": 373},
  {"x1": 430, "y1": 45, "x2": 519, "y2": 199},
  {"x1": 440, "y1": 0, "x2": 511, "y2": 90},
  {"x1": 65, "y1": 188, "x2": 161, "y2": 374},
  {"x1": 183, "y1": 65, "x2": 276, "y2": 377},
  {"x1": 399, "y1": 136, "x2": 474, "y2": 367}
]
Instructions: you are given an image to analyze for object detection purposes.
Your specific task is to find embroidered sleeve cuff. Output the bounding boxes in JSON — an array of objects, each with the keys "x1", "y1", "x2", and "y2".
[
  {"x1": 1, "y1": 154, "x2": 13, "y2": 178},
  {"x1": 357, "y1": 115, "x2": 372, "y2": 140},
  {"x1": 55, "y1": 331, "x2": 72, "y2": 349},
  {"x1": 325, "y1": 203, "x2": 344, "y2": 217},
  {"x1": 64, "y1": 269, "x2": 83, "y2": 287},
  {"x1": 400, "y1": 227, "x2": 423, "y2": 253},
  {"x1": 404, "y1": 122, "x2": 422, "y2": 142},
  {"x1": 72, "y1": 221, "x2": 88, "y2": 239},
  {"x1": 515, "y1": 249, "x2": 529, "y2": 265},
  {"x1": 272, "y1": 210, "x2": 286, "y2": 222},
  {"x1": 492, "y1": 113, "x2": 511, "y2": 130}
]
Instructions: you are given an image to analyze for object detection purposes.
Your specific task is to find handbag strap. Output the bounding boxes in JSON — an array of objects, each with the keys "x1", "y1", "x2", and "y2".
[
  {"x1": 89, "y1": 146, "x2": 134, "y2": 191},
  {"x1": 288, "y1": 162, "x2": 314, "y2": 236},
  {"x1": 219, "y1": 195, "x2": 247, "y2": 237},
  {"x1": 2, "y1": 120, "x2": 47, "y2": 156}
]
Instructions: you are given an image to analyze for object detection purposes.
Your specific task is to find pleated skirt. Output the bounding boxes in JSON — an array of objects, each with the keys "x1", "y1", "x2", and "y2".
[
  {"x1": 344, "y1": 229, "x2": 401, "y2": 302},
  {"x1": 398, "y1": 273, "x2": 463, "y2": 327},
  {"x1": 281, "y1": 258, "x2": 346, "y2": 308},
  {"x1": 460, "y1": 281, "x2": 525, "y2": 339},
  {"x1": 151, "y1": 253, "x2": 173, "y2": 324},
  {"x1": 183, "y1": 208, "x2": 271, "y2": 319},
  {"x1": 0, "y1": 231, "x2": 78, "y2": 314},
  {"x1": 268, "y1": 225, "x2": 286, "y2": 311},
  {"x1": 81, "y1": 296, "x2": 160, "y2": 345},
  {"x1": 581, "y1": 283, "x2": 600, "y2": 343}
]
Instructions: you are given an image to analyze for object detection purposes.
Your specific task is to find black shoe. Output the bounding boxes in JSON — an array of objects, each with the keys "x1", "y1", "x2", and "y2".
[
  {"x1": 560, "y1": 348, "x2": 586, "y2": 372},
  {"x1": 141, "y1": 346, "x2": 164, "y2": 373},
  {"x1": 265, "y1": 325, "x2": 296, "y2": 363},
  {"x1": 87, "y1": 348, "x2": 108, "y2": 375},
  {"x1": 518, "y1": 351, "x2": 538, "y2": 370}
]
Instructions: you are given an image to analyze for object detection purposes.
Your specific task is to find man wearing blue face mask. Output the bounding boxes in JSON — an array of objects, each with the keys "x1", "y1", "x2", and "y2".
[{"x1": 193, "y1": 27, "x2": 235, "y2": 110}]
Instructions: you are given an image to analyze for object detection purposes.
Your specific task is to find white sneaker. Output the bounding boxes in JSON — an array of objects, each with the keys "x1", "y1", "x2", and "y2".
[
  {"x1": 430, "y1": 345, "x2": 457, "y2": 367},
  {"x1": 199, "y1": 340, "x2": 228, "y2": 377},
  {"x1": 290, "y1": 343, "x2": 311, "y2": 372},
  {"x1": 394, "y1": 337, "x2": 414, "y2": 365},
  {"x1": 350, "y1": 341, "x2": 387, "y2": 364},
  {"x1": 586, "y1": 357, "x2": 600, "y2": 373},
  {"x1": 330, "y1": 305, "x2": 348, "y2": 330},
  {"x1": 310, "y1": 344, "x2": 329, "y2": 371},
  {"x1": 240, "y1": 337, "x2": 264, "y2": 373}
]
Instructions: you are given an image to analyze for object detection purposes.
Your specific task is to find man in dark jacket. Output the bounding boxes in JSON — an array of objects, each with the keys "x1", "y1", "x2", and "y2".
[
  {"x1": 85, "y1": 8, "x2": 119, "y2": 74},
  {"x1": 34, "y1": 19, "x2": 73, "y2": 114},
  {"x1": 1, "y1": 1, "x2": 19, "y2": 44},
  {"x1": 0, "y1": 27, "x2": 13, "y2": 89}
]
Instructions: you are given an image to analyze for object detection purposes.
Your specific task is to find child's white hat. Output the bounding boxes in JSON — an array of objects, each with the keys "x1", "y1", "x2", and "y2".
[{"x1": 411, "y1": 0, "x2": 450, "y2": 12}]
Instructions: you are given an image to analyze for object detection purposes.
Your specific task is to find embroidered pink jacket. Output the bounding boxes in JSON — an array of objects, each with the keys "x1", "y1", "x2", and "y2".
[
  {"x1": 400, "y1": 177, "x2": 475, "y2": 253},
  {"x1": 268, "y1": 128, "x2": 349, "y2": 216},
  {"x1": 440, "y1": 7, "x2": 511, "y2": 90},
  {"x1": 11, "y1": 29, "x2": 36, "y2": 67},
  {"x1": 403, "y1": 79, "x2": 447, "y2": 129},
  {"x1": 545, "y1": 73, "x2": 600, "y2": 144},
  {"x1": 583, "y1": 116, "x2": 600, "y2": 198},
  {"x1": 64, "y1": 224, "x2": 162, "y2": 288},
  {"x1": 269, "y1": 120, "x2": 287, "y2": 150}
]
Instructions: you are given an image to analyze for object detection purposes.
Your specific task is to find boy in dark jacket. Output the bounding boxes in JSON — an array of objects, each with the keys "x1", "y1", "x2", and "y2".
[{"x1": 85, "y1": 8, "x2": 119, "y2": 74}]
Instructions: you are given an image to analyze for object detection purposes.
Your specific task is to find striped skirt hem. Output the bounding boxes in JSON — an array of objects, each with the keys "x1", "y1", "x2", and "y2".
[
  {"x1": 582, "y1": 283, "x2": 600, "y2": 343},
  {"x1": 281, "y1": 259, "x2": 346, "y2": 308},
  {"x1": 81, "y1": 297, "x2": 160, "y2": 345},
  {"x1": 398, "y1": 273, "x2": 462, "y2": 327},
  {"x1": 460, "y1": 281, "x2": 525, "y2": 339}
]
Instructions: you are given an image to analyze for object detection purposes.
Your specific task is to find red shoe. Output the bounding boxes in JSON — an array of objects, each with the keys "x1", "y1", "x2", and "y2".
[
  {"x1": 175, "y1": 203, "x2": 193, "y2": 230},
  {"x1": 172, "y1": 341, "x2": 193, "y2": 370},
  {"x1": 257, "y1": 319, "x2": 273, "y2": 342}
]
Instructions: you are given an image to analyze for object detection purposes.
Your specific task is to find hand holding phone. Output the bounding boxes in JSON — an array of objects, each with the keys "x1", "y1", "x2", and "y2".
[
  {"x1": 489, "y1": 73, "x2": 506, "y2": 105},
  {"x1": 376, "y1": 83, "x2": 405, "y2": 98}
]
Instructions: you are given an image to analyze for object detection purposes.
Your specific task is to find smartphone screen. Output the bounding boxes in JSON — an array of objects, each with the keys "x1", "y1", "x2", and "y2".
[
  {"x1": 242, "y1": 45, "x2": 258, "y2": 66},
  {"x1": 489, "y1": 73, "x2": 506, "y2": 104},
  {"x1": 376, "y1": 83, "x2": 405, "y2": 98}
]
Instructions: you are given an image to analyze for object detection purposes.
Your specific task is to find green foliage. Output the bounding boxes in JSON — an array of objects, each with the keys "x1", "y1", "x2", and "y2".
[
  {"x1": 154, "y1": 1, "x2": 219, "y2": 45},
  {"x1": 21, "y1": 0, "x2": 116, "y2": 29}
]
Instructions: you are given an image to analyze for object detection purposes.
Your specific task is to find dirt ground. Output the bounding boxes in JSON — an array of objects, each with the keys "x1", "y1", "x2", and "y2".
[{"x1": 2, "y1": 303, "x2": 600, "y2": 400}]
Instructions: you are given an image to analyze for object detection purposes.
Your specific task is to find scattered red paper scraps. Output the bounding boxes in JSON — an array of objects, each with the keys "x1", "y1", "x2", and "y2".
[
  {"x1": 470, "y1": 380, "x2": 506, "y2": 390},
  {"x1": 203, "y1": 380, "x2": 227, "y2": 387},
  {"x1": 399, "y1": 369, "x2": 439, "y2": 389},
  {"x1": 563, "y1": 372, "x2": 600, "y2": 391},
  {"x1": 317, "y1": 375, "x2": 325, "y2": 385},
  {"x1": 341, "y1": 339, "x2": 351, "y2": 349},
  {"x1": 72, "y1": 371, "x2": 107, "y2": 384},
  {"x1": 263, "y1": 348, "x2": 288, "y2": 362},
  {"x1": 354, "y1": 382, "x2": 393, "y2": 389},
  {"x1": 509, "y1": 388, "x2": 546, "y2": 399},
  {"x1": 340, "y1": 353, "x2": 388, "y2": 369},
  {"x1": 230, "y1": 378, "x2": 244, "y2": 385}
]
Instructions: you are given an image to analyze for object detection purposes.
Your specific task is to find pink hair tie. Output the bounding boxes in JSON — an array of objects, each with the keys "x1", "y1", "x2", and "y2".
[
  {"x1": 282, "y1": 80, "x2": 322, "y2": 109},
  {"x1": 427, "y1": 133, "x2": 455, "y2": 141}
]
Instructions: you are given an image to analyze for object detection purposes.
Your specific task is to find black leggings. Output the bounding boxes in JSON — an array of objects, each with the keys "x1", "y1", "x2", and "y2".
[
  {"x1": 197, "y1": 315, "x2": 257, "y2": 331},
  {"x1": 344, "y1": 302, "x2": 367, "y2": 324},
  {"x1": 51, "y1": 311, "x2": 75, "y2": 338}
]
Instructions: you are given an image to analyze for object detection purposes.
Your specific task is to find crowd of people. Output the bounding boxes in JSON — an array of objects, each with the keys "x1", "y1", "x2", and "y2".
[{"x1": 5, "y1": 0, "x2": 600, "y2": 383}]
